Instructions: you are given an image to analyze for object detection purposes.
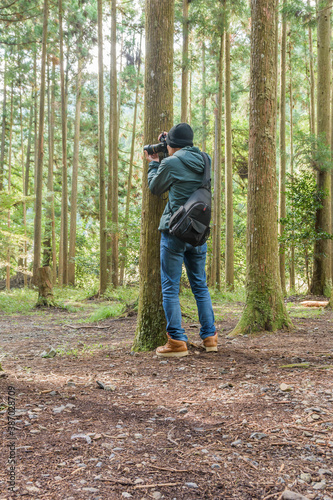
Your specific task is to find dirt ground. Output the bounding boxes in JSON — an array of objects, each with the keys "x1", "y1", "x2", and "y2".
[{"x1": 0, "y1": 299, "x2": 333, "y2": 500}]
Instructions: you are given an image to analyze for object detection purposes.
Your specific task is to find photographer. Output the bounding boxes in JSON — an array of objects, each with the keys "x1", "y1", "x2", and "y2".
[{"x1": 144, "y1": 123, "x2": 217, "y2": 357}]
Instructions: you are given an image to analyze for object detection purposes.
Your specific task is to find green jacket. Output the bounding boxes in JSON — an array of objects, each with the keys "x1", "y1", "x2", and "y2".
[{"x1": 148, "y1": 146, "x2": 209, "y2": 231}]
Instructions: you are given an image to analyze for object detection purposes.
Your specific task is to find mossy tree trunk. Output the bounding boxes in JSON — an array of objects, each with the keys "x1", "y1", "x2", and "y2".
[
  {"x1": 311, "y1": 0, "x2": 331, "y2": 297},
  {"x1": 37, "y1": 266, "x2": 55, "y2": 307},
  {"x1": 231, "y1": 0, "x2": 292, "y2": 337},
  {"x1": 133, "y1": 0, "x2": 174, "y2": 351}
]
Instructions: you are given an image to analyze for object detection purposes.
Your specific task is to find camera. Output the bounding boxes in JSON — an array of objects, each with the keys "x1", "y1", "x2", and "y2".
[{"x1": 144, "y1": 133, "x2": 168, "y2": 157}]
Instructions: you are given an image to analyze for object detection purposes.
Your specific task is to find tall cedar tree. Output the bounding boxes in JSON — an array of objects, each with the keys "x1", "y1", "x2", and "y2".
[
  {"x1": 312, "y1": 0, "x2": 331, "y2": 296},
  {"x1": 231, "y1": 0, "x2": 292, "y2": 335},
  {"x1": 225, "y1": 24, "x2": 234, "y2": 290},
  {"x1": 133, "y1": 0, "x2": 174, "y2": 351},
  {"x1": 278, "y1": 1, "x2": 287, "y2": 295},
  {"x1": 98, "y1": 0, "x2": 107, "y2": 294},
  {"x1": 32, "y1": 0, "x2": 49, "y2": 284},
  {"x1": 58, "y1": 0, "x2": 68, "y2": 285},
  {"x1": 181, "y1": 0, "x2": 189, "y2": 123},
  {"x1": 109, "y1": 0, "x2": 119, "y2": 287}
]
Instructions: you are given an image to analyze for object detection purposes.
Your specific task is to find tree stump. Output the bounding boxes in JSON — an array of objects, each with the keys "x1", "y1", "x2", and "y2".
[{"x1": 37, "y1": 266, "x2": 55, "y2": 307}]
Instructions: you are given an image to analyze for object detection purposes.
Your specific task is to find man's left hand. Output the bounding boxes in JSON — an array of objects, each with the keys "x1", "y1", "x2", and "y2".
[{"x1": 144, "y1": 150, "x2": 160, "y2": 162}]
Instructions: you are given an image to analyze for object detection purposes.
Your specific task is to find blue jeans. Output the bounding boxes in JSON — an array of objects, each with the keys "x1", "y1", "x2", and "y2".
[{"x1": 160, "y1": 231, "x2": 215, "y2": 342}]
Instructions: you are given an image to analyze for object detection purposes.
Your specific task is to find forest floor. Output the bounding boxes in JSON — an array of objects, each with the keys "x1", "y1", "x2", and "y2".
[{"x1": 0, "y1": 294, "x2": 333, "y2": 500}]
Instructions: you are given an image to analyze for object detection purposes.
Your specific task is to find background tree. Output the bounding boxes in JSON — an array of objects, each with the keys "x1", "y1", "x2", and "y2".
[
  {"x1": 224, "y1": 3, "x2": 234, "y2": 291},
  {"x1": 32, "y1": 0, "x2": 49, "y2": 285},
  {"x1": 311, "y1": 0, "x2": 331, "y2": 296},
  {"x1": 232, "y1": 0, "x2": 292, "y2": 335}
]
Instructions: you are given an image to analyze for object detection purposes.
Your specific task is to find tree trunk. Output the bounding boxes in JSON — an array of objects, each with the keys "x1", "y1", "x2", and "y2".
[
  {"x1": 119, "y1": 35, "x2": 142, "y2": 285},
  {"x1": 43, "y1": 61, "x2": 54, "y2": 267},
  {"x1": 19, "y1": 84, "x2": 27, "y2": 287},
  {"x1": 311, "y1": 0, "x2": 331, "y2": 296},
  {"x1": 133, "y1": 0, "x2": 174, "y2": 351},
  {"x1": 0, "y1": 55, "x2": 6, "y2": 192},
  {"x1": 231, "y1": 0, "x2": 292, "y2": 336},
  {"x1": 201, "y1": 41, "x2": 207, "y2": 151},
  {"x1": 58, "y1": 0, "x2": 68, "y2": 286},
  {"x1": 289, "y1": 33, "x2": 295, "y2": 291},
  {"x1": 225, "y1": 29, "x2": 234, "y2": 291},
  {"x1": 98, "y1": 0, "x2": 108, "y2": 294},
  {"x1": 68, "y1": 52, "x2": 83, "y2": 286},
  {"x1": 210, "y1": 33, "x2": 224, "y2": 290},
  {"x1": 33, "y1": 52, "x2": 38, "y2": 198},
  {"x1": 32, "y1": 0, "x2": 49, "y2": 285},
  {"x1": 278, "y1": 4, "x2": 287, "y2": 295},
  {"x1": 308, "y1": 0, "x2": 316, "y2": 136},
  {"x1": 6, "y1": 85, "x2": 13, "y2": 291},
  {"x1": 108, "y1": 0, "x2": 119, "y2": 287},
  {"x1": 181, "y1": 0, "x2": 189, "y2": 123},
  {"x1": 37, "y1": 266, "x2": 55, "y2": 307}
]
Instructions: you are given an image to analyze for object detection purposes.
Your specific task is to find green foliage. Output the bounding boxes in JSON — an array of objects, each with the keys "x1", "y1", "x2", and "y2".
[
  {"x1": 0, "y1": 289, "x2": 38, "y2": 314},
  {"x1": 88, "y1": 303, "x2": 125, "y2": 323}
]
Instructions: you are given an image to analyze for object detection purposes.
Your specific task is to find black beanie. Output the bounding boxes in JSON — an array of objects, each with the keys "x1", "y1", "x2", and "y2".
[{"x1": 166, "y1": 123, "x2": 194, "y2": 148}]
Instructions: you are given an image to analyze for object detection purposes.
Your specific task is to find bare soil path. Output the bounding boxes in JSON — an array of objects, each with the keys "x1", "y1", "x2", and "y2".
[{"x1": 0, "y1": 303, "x2": 333, "y2": 500}]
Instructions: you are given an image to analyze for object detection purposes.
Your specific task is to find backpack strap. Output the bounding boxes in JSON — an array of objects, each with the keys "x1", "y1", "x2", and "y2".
[{"x1": 200, "y1": 152, "x2": 211, "y2": 190}]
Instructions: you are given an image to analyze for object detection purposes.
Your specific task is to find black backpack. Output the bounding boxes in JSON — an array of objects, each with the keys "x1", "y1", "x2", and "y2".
[{"x1": 168, "y1": 152, "x2": 211, "y2": 247}]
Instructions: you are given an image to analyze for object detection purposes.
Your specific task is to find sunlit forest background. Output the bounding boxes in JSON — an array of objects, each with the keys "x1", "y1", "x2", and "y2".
[{"x1": 0, "y1": 0, "x2": 326, "y2": 296}]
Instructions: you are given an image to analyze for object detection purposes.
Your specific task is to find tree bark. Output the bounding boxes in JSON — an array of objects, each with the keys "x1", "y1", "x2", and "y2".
[
  {"x1": 58, "y1": 0, "x2": 68, "y2": 286},
  {"x1": 201, "y1": 41, "x2": 207, "y2": 152},
  {"x1": 211, "y1": 32, "x2": 224, "y2": 290},
  {"x1": 32, "y1": 0, "x2": 49, "y2": 285},
  {"x1": 289, "y1": 33, "x2": 295, "y2": 291},
  {"x1": 98, "y1": 0, "x2": 108, "y2": 294},
  {"x1": 181, "y1": 0, "x2": 189, "y2": 123},
  {"x1": 68, "y1": 52, "x2": 83, "y2": 285},
  {"x1": 37, "y1": 266, "x2": 55, "y2": 307},
  {"x1": 308, "y1": 0, "x2": 316, "y2": 136},
  {"x1": 108, "y1": 0, "x2": 119, "y2": 287},
  {"x1": 119, "y1": 34, "x2": 142, "y2": 285},
  {"x1": 0, "y1": 55, "x2": 6, "y2": 192},
  {"x1": 133, "y1": 0, "x2": 174, "y2": 351},
  {"x1": 225, "y1": 29, "x2": 234, "y2": 291},
  {"x1": 311, "y1": 0, "x2": 331, "y2": 296},
  {"x1": 6, "y1": 84, "x2": 13, "y2": 291},
  {"x1": 278, "y1": 4, "x2": 287, "y2": 295},
  {"x1": 231, "y1": 0, "x2": 292, "y2": 336}
]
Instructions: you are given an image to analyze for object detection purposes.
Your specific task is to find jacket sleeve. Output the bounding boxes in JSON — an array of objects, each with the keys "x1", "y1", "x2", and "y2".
[{"x1": 147, "y1": 158, "x2": 174, "y2": 196}]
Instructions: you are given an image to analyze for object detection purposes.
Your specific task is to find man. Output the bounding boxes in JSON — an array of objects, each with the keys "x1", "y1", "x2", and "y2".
[{"x1": 144, "y1": 122, "x2": 217, "y2": 358}]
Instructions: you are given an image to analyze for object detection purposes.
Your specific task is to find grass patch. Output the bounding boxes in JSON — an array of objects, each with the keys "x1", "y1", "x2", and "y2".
[
  {"x1": 56, "y1": 343, "x2": 105, "y2": 357},
  {"x1": 286, "y1": 303, "x2": 326, "y2": 319},
  {"x1": 0, "y1": 289, "x2": 38, "y2": 314},
  {"x1": 87, "y1": 303, "x2": 125, "y2": 323}
]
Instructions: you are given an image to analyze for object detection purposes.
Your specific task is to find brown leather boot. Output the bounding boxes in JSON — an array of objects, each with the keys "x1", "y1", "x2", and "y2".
[
  {"x1": 156, "y1": 335, "x2": 188, "y2": 358},
  {"x1": 203, "y1": 332, "x2": 218, "y2": 352}
]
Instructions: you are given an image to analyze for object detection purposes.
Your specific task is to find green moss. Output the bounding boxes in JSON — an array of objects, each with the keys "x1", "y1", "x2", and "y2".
[
  {"x1": 230, "y1": 289, "x2": 293, "y2": 337},
  {"x1": 280, "y1": 363, "x2": 310, "y2": 369}
]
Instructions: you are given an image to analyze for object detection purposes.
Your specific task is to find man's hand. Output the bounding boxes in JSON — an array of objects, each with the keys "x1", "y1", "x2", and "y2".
[{"x1": 144, "y1": 150, "x2": 159, "y2": 162}]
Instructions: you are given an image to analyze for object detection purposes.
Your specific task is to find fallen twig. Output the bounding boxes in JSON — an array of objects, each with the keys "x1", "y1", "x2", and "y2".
[
  {"x1": 167, "y1": 426, "x2": 179, "y2": 446},
  {"x1": 134, "y1": 482, "x2": 183, "y2": 489},
  {"x1": 148, "y1": 464, "x2": 189, "y2": 473}
]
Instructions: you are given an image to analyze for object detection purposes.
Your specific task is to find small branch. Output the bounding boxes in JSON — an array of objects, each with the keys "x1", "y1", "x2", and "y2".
[{"x1": 134, "y1": 482, "x2": 183, "y2": 489}]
